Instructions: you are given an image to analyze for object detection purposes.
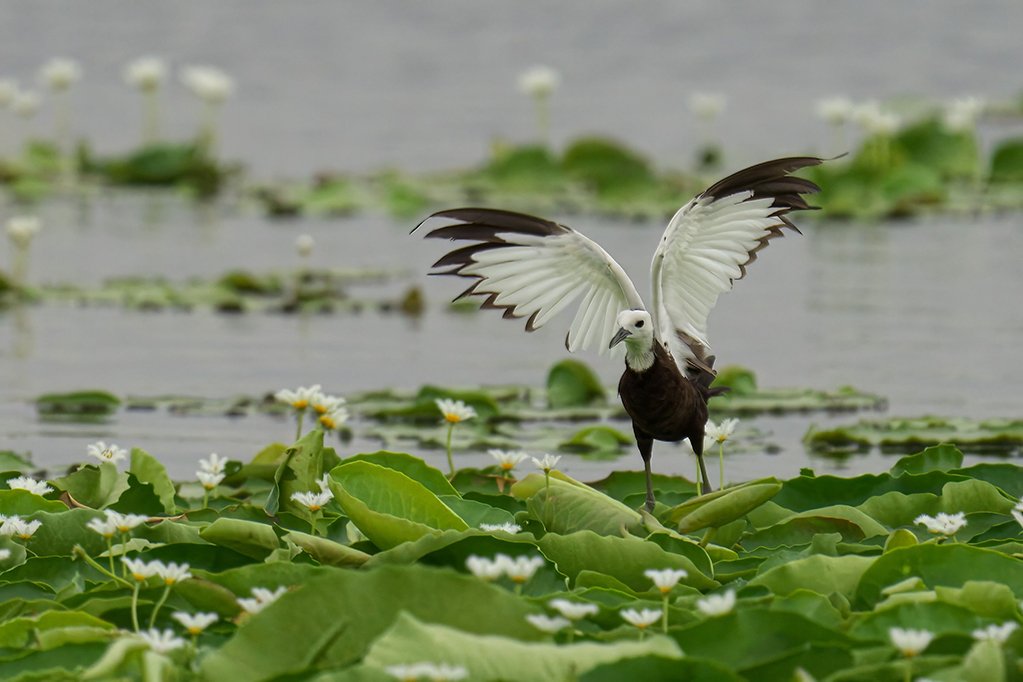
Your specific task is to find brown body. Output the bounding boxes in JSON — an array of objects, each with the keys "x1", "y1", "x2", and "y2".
[{"x1": 618, "y1": 343, "x2": 720, "y2": 496}]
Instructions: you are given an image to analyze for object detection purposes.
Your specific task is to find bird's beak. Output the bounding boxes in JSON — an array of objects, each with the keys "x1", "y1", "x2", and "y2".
[{"x1": 609, "y1": 327, "x2": 631, "y2": 349}]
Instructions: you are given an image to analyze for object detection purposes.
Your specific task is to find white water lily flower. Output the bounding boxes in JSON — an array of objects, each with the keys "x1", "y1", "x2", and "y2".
[
  {"x1": 6, "y1": 216, "x2": 41, "y2": 249},
  {"x1": 620, "y1": 608, "x2": 662, "y2": 629},
  {"x1": 296, "y1": 234, "x2": 315, "y2": 258},
  {"x1": 124, "y1": 56, "x2": 166, "y2": 92},
  {"x1": 526, "y1": 613, "x2": 571, "y2": 633},
  {"x1": 548, "y1": 599, "x2": 599, "y2": 620},
  {"x1": 275, "y1": 384, "x2": 321, "y2": 411},
  {"x1": 435, "y1": 398, "x2": 476, "y2": 424},
  {"x1": 196, "y1": 470, "x2": 225, "y2": 490},
  {"x1": 478, "y1": 527, "x2": 523, "y2": 535},
  {"x1": 0, "y1": 79, "x2": 16, "y2": 106},
  {"x1": 1010, "y1": 500, "x2": 1023, "y2": 529},
  {"x1": 644, "y1": 568, "x2": 688, "y2": 594},
  {"x1": 518, "y1": 65, "x2": 560, "y2": 97},
  {"x1": 291, "y1": 489, "x2": 334, "y2": 511},
  {"x1": 972, "y1": 621, "x2": 1018, "y2": 644},
  {"x1": 489, "y1": 449, "x2": 529, "y2": 473},
  {"x1": 532, "y1": 454, "x2": 561, "y2": 473},
  {"x1": 104, "y1": 509, "x2": 148, "y2": 533},
  {"x1": 705, "y1": 418, "x2": 738, "y2": 444},
  {"x1": 180, "y1": 66, "x2": 234, "y2": 103},
  {"x1": 943, "y1": 96, "x2": 985, "y2": 132},
  {"x1": 889, "y1": 626, "x2": 933, "y2": 657},
  {"x1": 137, "y1": 627, "x2": 185, "y2": 654},
  {"x1": 6, "y1": 476, "x2": 52, "y2": 496},
  {"x1": 39, "y1": 57, "x2": 81, "y2": 91},
  {"x1": 237, "y1": 586, "x2": 288, "y2": 614},
  {"x1": 696, "y1": 589, "x2": 736, "y2": 617},
  {"x1": 385, "y1": 663, "x2": 467, "y2": 682},
  {"x1": 122, "y1": 557, "x2": 162, "y2": 582},
  {"x1": 0, "y1": 549, "x2": 10, "y2": 561},
  {"x1": 385, "y1": 663, "x2": 433, "y2": 682},
  {"x1": 853, "y1": 101, "x2": 900, "y2": 135},
  {"x1": 310, "y1": 392, "x2": 345, "y2": 416},
  {"x1": 503, "y1": 554, "x2": 545, "y2": 584},
  {"x1": 171, "y1": 610, "x2": 218, "y2": 635},
  {"x1": 1, "y1": 516, "x2": 41, "y2": 539},
  {"x1": 815, "y1": 96, "x2": 855, "y2": 125},
  {"x1": 465, "y1": 555, "x2": 504, "y2": 581},
  {"x1": 11, "y1": 90, "x2": 39, "y2": 118},
  {"x1": 156, "y1": 561, "x2": 192, "y2": 585},
  {"x1": 87, "y1": 441, "x2": 129, "y2": 465},
  {"x1": 318, "y1": 406, "x2": 350, "y2": 432},
  {"x1": 689, "y1": 92, "x2": 726, "y2": 119},
  {"x1": 198, "y1": 452, "x2": 228, "y2": 474},
  {"x1": 86, "y1": 516, "x2": 118, "y2": 538},
  {"x1": 914, "y1": 512, "x2": 967, "y2": 536},
  {"x1": 427, "y1": 663, "x2": 468, "y2": 681}
]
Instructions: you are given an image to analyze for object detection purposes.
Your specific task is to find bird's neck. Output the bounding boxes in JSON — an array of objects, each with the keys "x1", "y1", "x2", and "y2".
[{"x1": 624, "y1": 336, "x2": 655, "y2": 372}]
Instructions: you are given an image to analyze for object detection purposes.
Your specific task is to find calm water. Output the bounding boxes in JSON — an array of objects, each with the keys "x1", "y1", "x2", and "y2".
[{"x1": 0, "y1": 2, "x2": 1021, "y2": 479}]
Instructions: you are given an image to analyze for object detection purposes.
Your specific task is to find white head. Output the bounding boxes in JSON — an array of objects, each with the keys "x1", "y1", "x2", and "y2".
[{"x1": 609, "y1": 309, "x2": 655, "y2": 371}]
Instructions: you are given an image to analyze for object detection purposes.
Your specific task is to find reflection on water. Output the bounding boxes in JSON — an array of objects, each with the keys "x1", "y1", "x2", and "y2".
[{"x1": 1, "y1": 192, "x2": 1021, "y2": 479}]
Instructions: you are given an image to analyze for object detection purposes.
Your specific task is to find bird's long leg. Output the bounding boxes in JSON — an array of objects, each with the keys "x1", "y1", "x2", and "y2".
[
  {"x1": 634, "y1": 429, "x2": 656, "y2": 512},
  {"x1": 691, "y1": 434, "x2": 713, "y2": 495}
]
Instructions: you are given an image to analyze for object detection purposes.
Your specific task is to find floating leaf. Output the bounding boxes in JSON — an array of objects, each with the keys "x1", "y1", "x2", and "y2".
[
  {"x1": 546, "y1": 359, "x2": 607, "y2": 408},
  {"x1": 330, "y1": 461, "x2": 468, "y2": 549},
  {"x1": 511, "y1": 472, "x2": 643, "y2": 536},
  {"x1": 666, "y1": 479, "x2": 782, "y2": 533},
  {"x1": 364, "y1": 612, "x2": 682, "y2": 681},
  {"x1": 35, "y1": 391, "x2": 120, "y2": 419}
]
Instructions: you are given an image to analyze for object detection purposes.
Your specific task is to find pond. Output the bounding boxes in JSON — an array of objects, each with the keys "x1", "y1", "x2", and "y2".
[
  {"x1": 2, "y1": 191, "x2": 1020, "y2": 480},
  {"x1": 1, "y1": 1, "x2": 1022, "y2": 481}
]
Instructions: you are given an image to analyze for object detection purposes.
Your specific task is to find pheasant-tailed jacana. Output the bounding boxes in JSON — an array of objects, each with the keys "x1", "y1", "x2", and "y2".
[{"x1": 414, "y1": 156, "x2": 823, "y2": 511}]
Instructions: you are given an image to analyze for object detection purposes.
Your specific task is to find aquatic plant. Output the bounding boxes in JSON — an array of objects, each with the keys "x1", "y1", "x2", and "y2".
[
  {"x1": 180, "y1": 65, "x2": 234, "y2": 152},
  {"x1": 518, "y1": 65, "x2": 559, "y2": 146},
  {"x1": 123, "y1": 56, "x2": 167, "y2": 144}
]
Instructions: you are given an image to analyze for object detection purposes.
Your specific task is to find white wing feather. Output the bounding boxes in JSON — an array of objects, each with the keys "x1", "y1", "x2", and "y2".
[
  {"x1": 421, "y1": 212, "x2": 645, "y2": 355},
  {"x1": 651, "y1": 192, "x2": 795, "y2": 373}
]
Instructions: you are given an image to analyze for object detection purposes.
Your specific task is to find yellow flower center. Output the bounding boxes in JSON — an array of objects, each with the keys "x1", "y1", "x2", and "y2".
[
  {"x1": 313, "y1": 404, "x2": 328, "y2": 414},
  {"x1": 319, "y1": 415, "x2": 336, "y2": 430},
  {"x1": 187, "y1": 626, "x2": 202, "y2": 635},
  {"x1": 293, "y1": 400, "x2": 309, "y2": 410},
  {"x1": 444, "y1": 414, "x2": 462, "y2": 423},
  {"x1": 308, "y1": 504, "x2": 322, "y2": 511},
  {"x1": 132, "y1": 572, "x2": 146, "y2": 582},
  {"x1": 658, "y1": 586, "x2": 671, "y2": 595},
  {"x1": 500, "y1": 463, "x2": 515, "y2": 472},
  {"x1": 18, "y1": 533, "x2": 31, "y2": 540}
]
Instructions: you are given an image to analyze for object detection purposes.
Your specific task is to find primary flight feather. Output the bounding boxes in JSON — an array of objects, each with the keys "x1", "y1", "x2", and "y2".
[{"x1": 414, "y1": 156, "x2": 823, "y2": 510}]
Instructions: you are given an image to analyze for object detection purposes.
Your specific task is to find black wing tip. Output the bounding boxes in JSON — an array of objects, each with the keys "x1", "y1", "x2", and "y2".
[
  {"x1": 700, "y1": 155, "x2": 831, "y2": 216},
  {"x1": 412, "y1": 207, "x2": 566, "y2": 238}
]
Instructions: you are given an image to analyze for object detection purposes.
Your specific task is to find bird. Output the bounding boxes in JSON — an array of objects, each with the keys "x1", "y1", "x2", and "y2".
[{"x1": 413, "y1": 156, "x2": 823, "y2": 511}]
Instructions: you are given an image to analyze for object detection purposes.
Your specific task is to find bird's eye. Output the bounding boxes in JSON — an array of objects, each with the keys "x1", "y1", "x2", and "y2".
[{"x1": 635, "y1": 320, "x2": 644, "y2": 328}]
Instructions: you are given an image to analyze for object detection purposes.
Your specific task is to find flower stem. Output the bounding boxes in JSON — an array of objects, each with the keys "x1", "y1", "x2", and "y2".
[
  {"x1": 718, "y1": 442, "x2": 725, "y2": 490},
  {"x1": 130, "y1": 582, "x2": 141, "y2": 632},
  {"x1": 202, "y1": 488, "x2": 210, "y2": 510},
  {"x1": 73, "y1": 546, "x2": 133, "y2": 589},
  {"x1": 661, "y1": 593, "x2": 669, "y2": 633},
  {"x1": 310, "y1": 510, "x2": 322, "y2": 536},
  {"x1": 694, "y1": 456, "x2": 702, "y2": 496},
  {"x1": 445, "y1": 422, "x2": 456, "y2": 478},
  {"x1": 295, "y1": 411, "x2": 305, "y2": 441},
  {"x1": 106, "y1": 536, "x2": 115, "y2": 577},
  {"x1": 149, "y1": 584, "x2": 171, "y2": 628}
]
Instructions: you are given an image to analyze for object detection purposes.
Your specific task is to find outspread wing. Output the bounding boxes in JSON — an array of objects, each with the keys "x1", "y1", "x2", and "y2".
[
  {"x1": 651, "y1": 157, "x2": 823, "y2": 378},
  {"x1": 414, "y1": 208, "x2": 644, "y2": 355}
]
